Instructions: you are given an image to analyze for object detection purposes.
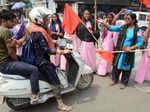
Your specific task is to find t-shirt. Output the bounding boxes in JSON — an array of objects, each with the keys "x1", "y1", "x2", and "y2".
[{"x1": 0, "y1": 26, "x2": 11, "y2": 66}]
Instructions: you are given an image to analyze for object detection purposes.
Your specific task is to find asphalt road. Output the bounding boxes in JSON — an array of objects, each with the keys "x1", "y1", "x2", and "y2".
[{"x1": 0, "y1": 53, "x2": 150, "y2": 112}]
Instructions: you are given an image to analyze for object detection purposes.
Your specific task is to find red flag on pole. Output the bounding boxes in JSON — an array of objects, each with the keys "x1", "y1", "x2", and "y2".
[
  {"x1": 62, "y1": 3, "x2": 82, "y2": 34},
  {"x1": 141, "y1": 0, "x2": 150, "y2": 8},
  {"x1": 97, "y1": 50, "x2": 114, "y2": 63}
]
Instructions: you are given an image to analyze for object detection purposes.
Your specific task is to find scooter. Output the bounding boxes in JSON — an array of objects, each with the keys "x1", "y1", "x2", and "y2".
[{"x1": 0, "y1": 39, "x2": 94, "y2": 111}]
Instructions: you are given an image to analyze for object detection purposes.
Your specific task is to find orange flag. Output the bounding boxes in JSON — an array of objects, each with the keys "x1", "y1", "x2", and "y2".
[
  {"x1": 141, "y1": 0, "x2": 150, "y2": 8},
  {"x1": 97, "y1": 50, "x2": 114, "y2": 63},
  {"x1": 62, "y1": 3, "x2": 82, "y2": 34}
]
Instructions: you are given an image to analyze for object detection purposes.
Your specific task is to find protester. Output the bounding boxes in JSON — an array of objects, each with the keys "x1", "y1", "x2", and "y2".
[
  {"x1": 76, "y1": 9, "x2": 100, "y2": 72},
  {"x1": 10, "y1": 13, "x2": 28, "y2": 56},
  {"x1": 97, "y1": 12, "x2": 116, "y2": 76},
  {"x1": 11, "y1": 14, "x2": 25, "y2": 40},
  {"x1": 50, "y1": 13, "x2": 65, "y2": 67},
  {"x1": 109, "y1": 9, "x2": 133, "y2": 80},
  {"x1": 29, "y1": 7, "x2": 72, "y2": 111},
  {"x1": 97, "y1": 9, "x2": 127, "y2": 78},
  {"x1": 97, "y1": 9, "x2": 125, "y2": 77},
  {"x1": 0, "y1": 9, "x2": 41, "y2": 104},
  {"x1": 98, "y1": 13, "x2": 143, "y2": 89},
  {"x1": 135, "y1": 14, "x2": 150, "y2": 84}
]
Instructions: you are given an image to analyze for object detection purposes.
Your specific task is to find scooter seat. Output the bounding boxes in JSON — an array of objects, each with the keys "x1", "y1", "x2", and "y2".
[{"x1": 0, "y1": 73, "x2": 26, "y2": 80}]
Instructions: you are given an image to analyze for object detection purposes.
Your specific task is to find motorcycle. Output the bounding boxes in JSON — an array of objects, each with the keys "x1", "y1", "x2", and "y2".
[{"x1": 0, "y1": 39, "x2": 94, "y2": 111}]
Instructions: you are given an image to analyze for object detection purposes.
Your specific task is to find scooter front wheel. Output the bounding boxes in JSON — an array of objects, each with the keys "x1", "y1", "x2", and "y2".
[
  {"x1": 77, "y1": 73, "x2": 94, "y2": 90},
  {"x1": 6, "y1": 98, "x2": 30, "y2": 111}
]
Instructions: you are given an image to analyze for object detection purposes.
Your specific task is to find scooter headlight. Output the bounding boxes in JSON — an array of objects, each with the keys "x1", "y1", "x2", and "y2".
[{"x1": 66, "y1": 43, "x2": 74, "y2": 50}]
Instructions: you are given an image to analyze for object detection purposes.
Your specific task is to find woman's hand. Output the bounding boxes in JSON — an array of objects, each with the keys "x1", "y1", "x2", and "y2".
[
  {"x1": 52, "y1": 40, "x2": 57, "y2": 43},
  {"x1": 130, "y1": 45, "x2": 139, "y2": 50},
  {"x1": 51, "y1": 32, "x2": 57, "y2": 35},
  {"x1": 63, "y1": 49, "x2": 72, "y2": 54},
  {"x1": 97, "y1": 18, "x2": 104, "y2": 24},
  {"x1": 123, "y1": 47, "x2": 132, "y2": 52},
  {"x1": 56, "y1": 32, "x2": 64, "y2": 37},
  {"x1": 120, "y1": 8, "x2": 127, "y2": 14},
  {"x1": 56, "y1": 32, "x2": 59, "y2": 36},
  {"x1": 57, "y1": 49, "x2": 72, "y2": 55},
  {"x1": 97, "y1": 19, "x2": 110, "y2": 29}
]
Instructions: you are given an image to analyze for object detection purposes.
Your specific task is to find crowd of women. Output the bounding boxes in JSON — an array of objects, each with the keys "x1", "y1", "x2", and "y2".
[
  {"x1": 48, "y1": 8, "x2": 150, "y2": 89},
  {"x1": 97, "y1": 9, "x2": 150, "y2": 88},
  {"x1": 0, "y1": 5, "x2": 150, "y2": 111},
  {"x1": 4, "y1": 7, "x2": 150, "y2": 88}
]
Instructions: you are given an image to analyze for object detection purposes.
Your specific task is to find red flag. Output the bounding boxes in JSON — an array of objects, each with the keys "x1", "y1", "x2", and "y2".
[
  {"x1": 97, "y1": 50, "x2": 114, "y2": 63},
  {"x1": 141, "y1": 0, "x2": 150, "y2": 8},
  {"x1": 62, "y1": 3, "x2": 82, "y2": 34}
]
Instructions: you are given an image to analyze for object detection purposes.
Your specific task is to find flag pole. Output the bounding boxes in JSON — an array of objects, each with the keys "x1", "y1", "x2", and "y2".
[
  {"x1": 94, "y1": 0, "x2": 97, "y2": 31},
  {"x1": 139, "y1": 1, "x2": 142, "y2": 11},
  {"x1": 94, "y1": 0, "x2": 99, "y2": 49},
  {"x1": 81, "y1": 21, "x2": 99, "y2": 44},
  {"x1": 112, "y1": 48, "x2": 150, "y2": 53}
]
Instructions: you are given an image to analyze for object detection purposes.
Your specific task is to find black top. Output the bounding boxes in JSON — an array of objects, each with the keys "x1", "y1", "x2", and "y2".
[
  {"x1": 76, "y1": 19, "x2": 100, "y2": 42},
  {"x1": 30, "y1": 32, "x2": 56, "y2": 66}
]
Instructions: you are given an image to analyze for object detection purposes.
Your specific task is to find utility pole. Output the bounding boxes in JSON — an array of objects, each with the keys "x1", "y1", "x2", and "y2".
[
  {"x1": 46, "y1": 0, "x2": 49, "y2": 8},
  {"x1": 139, "y1": 0, "x2": 142, "y2": 11}
]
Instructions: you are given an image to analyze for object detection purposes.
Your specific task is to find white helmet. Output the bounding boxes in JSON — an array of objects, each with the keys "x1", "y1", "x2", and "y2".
[{"x1": 29, "y1": 7, "x2": 52, "y2": 25}]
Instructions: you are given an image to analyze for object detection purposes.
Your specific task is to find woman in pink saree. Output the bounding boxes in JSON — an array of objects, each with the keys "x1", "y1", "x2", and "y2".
[
  {"x1": 135, "y1": 14, "x2": 150, "y2": 84},
  {"x1": 97, "y1": 12, "x2": 117, "y2": 76}
]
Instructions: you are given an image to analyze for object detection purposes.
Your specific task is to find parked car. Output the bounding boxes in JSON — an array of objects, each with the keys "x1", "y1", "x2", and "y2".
[{"x1": 133, "y1": 11, "x2": 149, "y2": 30}]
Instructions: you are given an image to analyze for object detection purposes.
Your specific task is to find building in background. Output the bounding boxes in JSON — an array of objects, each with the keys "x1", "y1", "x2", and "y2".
[
  {"x1": 30, "y1": 0, "x2": 56, "y2": 13},
  {"x1": 0, "y1": 0, "x2": 149, "y2": 14},
  {"x1": 0, "y1": 0, "x2": 5, "y2": 5},
  {"x1": 53, "y1": 0, "x2": 130, "y2": 18}
]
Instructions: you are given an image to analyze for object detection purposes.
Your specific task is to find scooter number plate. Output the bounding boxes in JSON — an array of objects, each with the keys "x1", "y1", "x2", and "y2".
[{"x1": 0, "y1": 96, "x2": 4, "y2": 104}]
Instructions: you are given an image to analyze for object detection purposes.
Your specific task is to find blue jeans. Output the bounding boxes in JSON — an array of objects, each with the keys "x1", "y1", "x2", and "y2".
[
  {"x1": 0, "y1": 61, "x2": 39, "y2": 94},
  {"x1": 39, "y1": 63, "x2": 60, "y2": 85}
]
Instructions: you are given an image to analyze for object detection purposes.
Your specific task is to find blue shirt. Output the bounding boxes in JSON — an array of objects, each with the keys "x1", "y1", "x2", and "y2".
[{"x1": 109, "y1": 25, "x2": 144, "y2": 70}]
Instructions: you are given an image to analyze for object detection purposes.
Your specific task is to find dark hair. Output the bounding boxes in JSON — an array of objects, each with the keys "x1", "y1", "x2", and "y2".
[
  {"x1": 83, "y1": 9, "x2": 91, "y2": 14},
  {"x1": 51, "y1": 13, "x2": 62, "y2": 25},
  {"x1": 82, "y1": 9, "x2": 92, "y2": 22},
  {"x1": 128, "y1": 13, "x2": 138, "y2": 24},
  {"x1": 0, "y1": 9, "x2": 16, "y2": 21},
  {"x1": 107, "y1": 12, "x2": 115, "y2": 18}
]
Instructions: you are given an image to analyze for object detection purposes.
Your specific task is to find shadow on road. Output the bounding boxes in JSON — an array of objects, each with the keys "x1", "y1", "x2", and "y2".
[{"x1": 8, "y1": 84, "x2": 101, "y2": 112}]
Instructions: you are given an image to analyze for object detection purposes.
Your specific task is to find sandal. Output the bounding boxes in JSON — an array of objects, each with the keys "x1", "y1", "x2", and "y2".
[
  {"x1": 58, "y1": 104, "x2": 72, "y2": 112},
  {"x1": 109, "y1": 82, "x2": 117, "y2": 86},
  {"x1": 120, "y1": 84, "x2": 126, "y2": 89}
]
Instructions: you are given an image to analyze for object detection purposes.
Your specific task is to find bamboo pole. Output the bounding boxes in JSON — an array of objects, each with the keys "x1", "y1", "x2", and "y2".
[
  {"x1": 94, "y1": 0, "x2": 97, "y2": 31},
  {"x1": 112, "y1": 48, "x2": 150, "y2": 53},
  {"x1": 139, "y1": 1, "x2": 142, "y2": 11},
  {"x1": 81, "y1": 21, "x2": 99, "y2": 44}
]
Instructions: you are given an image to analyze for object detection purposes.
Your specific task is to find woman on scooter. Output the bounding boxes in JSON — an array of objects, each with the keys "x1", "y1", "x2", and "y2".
[{"x1": 29, "y1": 7, "x2": 72, "y2": 111}]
